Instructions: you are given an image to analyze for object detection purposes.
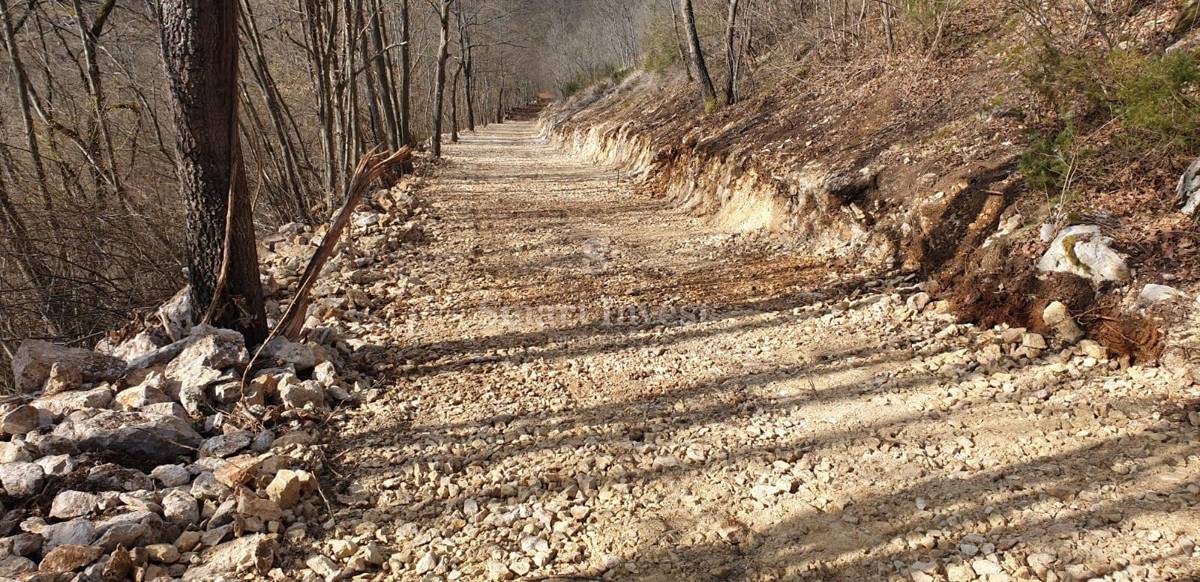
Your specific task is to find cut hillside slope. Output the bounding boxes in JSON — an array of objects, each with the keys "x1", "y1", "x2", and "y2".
[{"x1": 542, "y1": 1, "x2": 1200, "y2": 365}]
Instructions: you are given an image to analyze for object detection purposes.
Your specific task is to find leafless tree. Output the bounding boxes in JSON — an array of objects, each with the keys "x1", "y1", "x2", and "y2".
[{"x1": 680, "y1": 0, "x2": 717, "y2": 104}]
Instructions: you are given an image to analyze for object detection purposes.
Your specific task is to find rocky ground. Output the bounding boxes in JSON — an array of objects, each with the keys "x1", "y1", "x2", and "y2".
[
  {"x1": 295, "y1": 123, "x2": 1199, "y2": 581},
  {"x1": 1, "y1": 120, "x2": 1198, "y2": 581}
]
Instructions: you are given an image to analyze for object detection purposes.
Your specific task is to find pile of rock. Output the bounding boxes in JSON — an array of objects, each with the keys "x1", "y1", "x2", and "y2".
[
  {"x1": 0, "y1": 317, "x2": 348, "y2": 579},
  {"x1": 0, "y1": 181, "x2": 431, "y2": 579}
]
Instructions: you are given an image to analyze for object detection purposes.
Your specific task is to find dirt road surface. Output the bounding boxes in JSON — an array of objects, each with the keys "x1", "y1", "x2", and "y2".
[{"x1": 312, "y1": 121, "x2": 1199, "y2": 581}]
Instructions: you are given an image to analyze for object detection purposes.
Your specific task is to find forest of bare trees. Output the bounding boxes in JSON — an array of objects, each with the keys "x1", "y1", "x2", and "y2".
[{"x1": 0, "y1": 0, "x2": 664, "y2": 385}]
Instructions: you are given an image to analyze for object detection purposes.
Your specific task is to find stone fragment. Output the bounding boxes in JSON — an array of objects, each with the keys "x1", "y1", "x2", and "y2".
[
  {"x1": 279, "y1": 376, "x2": 326, "y2": 411},
  {"x1": 42, "y1": 519, "x2": 96, "y2": 550},
  {"x1": 40, "y1": 544, "x2": 102, "y2": 573},
  {"x1": 260, "y1": 337, "x2": 316, "y2": 371},
  {"x1": 1042, "y1": 301, "x2": 1084, "y2": 343},
  {"x1": 0, "y1": 555, "x2": 36, "y2": 577},
  {"x1": 151, "y1": 464, "x2": 191, "y2": 487},
  {"x1": 1, "y1": 405, "x2": 43, "y2": 435},
  {"x1": 114, "y1": 385, "x2": 172, "y2": 411},
  {"x1": 35, "y1": 454, "x2": 77, "y2": 477},
  {"x1": 181, "y1": 534, "x2": 276, "y2": 580},
  {"x1": 49, "y1": 491, "x2": 98, "y2": 519},
  {"x1": 31, "y1": 387, "x2": 113, "y2": 416},
  {"x1": 265, "y1": 469, "x2": 304, "y2": 509},
  {"x1": 146, "y1": 543, "x2": 180, "y2": 563},
  {"x1": 0, "y1": 442, "x2": 34, "y2": 464},
  {"x1": 214, "y1": 454, "x2": 263, "y2": 488},
  {"x1": 11, "y1": 341, "x2": 125, "y2": 393},
  {"x1": 199, "y1": 431, "x2": 254, "y2": 458},
  {"x1": 52, "y1": 410, "x2": 201, "y2": 465},
  {"x1": 0, "y1": 462, "x2": 45, "y2": 497},
  {"x1": 162, "y1": 490, "x2": 199, "y2": 524},
  {"x1": 307, "y1": 554, "x2": 340, "y2": 578},
  {"x1": 43, "y1": 363, "x2": 82, "y2": 395},
  {"x1": 1037, "y1": 225, "x2": 1130, "y2": 283}
]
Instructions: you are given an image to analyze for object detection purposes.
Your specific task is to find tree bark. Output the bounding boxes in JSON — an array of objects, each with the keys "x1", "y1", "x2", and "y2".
[
  {"x1": 680, "y1": 0, "x2": 717, "y2": 104},
  {"x1": 158, "y1": 0, "x2": 267, "y2": 344},
  {"x1": 451, "y1": 61, "x2": 461, "y2": 143},
  {"x1": 431, "y1": 0, "x2": 452, "y2": 158},
  {"x1": 398, "y1": 0, "x2": 412, "y2": 146},
  {"x1": 723, "y1": 0, "x2": 740, "y2": 105}
]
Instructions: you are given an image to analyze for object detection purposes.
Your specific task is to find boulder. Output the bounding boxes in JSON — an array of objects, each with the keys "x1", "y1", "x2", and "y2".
[
  {"x1": 11, "y1": 341, "x2": 125, "y2": 393},
  {"x1": 31, "y1": 387, "x2": 114, "y2": 417},
  {"x1": 52, "y1": 411, "x2": 202, "y2": 466},
  {"x1": 164, "y1": 327, "x2": 248, "y2": 383},
  {"x1": 41, "y1": 519, "x2": 95, "y2": 550},
  {"x1": 0, "y1": 406, "x2": 43, "y2": 436},
  {"x1": 49, "y1": 491, "x2": 98, "y2": 519},
  {"x1": 181, "y1": 534, "x2": 276, "y2": 580},
  {"x1": 1177, "y1": 156, "x2": 1200, "y2": 216},
  {"x1": 0, "y1": 462, "x2": 45, "y2": 497},
  {"x1": 1037, "y1": 225, "x2": 1130, "y2": 283},
  {"x1": 39, "y1": 544, "x2": 102, "y2": 573},
  {"x1": 199, "y1": 431, "x2": 253, "y2": 458}
]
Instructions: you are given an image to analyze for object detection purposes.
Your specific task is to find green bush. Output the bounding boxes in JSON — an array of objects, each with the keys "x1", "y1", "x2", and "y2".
[
  {"x1": 1020, "y1": 125, "x2": 1078, "y2": 199},
  {"x1": 1110, "y1": 50, "x2": 1200, "y2": 150}
]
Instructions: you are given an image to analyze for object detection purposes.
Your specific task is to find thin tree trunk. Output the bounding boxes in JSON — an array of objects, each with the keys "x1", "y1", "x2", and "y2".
[
  {"x1": 398, "y1": 0, "x2": 412, "y2": 146},
  {"x1": 70, "y1": 0, "x2": 124, "y2": 202},
  {"x1": 669, "y1": 0, "x2": 694, "y2": 81},
  {"x1": 451, "y1": 61, "x2": 461, "y2": 143},
  {"x1": 158, "y1": 0, "x2": 267, "y2": 343},
  {"x1": 240, "y1": 0, "x2": 311, "y2": 221},
  {"x1": 680, "y1": 0, "x2": 717, "y2": 104},
  {"x1": 455, "y1": 2, "x2": 476, "y2": 132},
  {"x1": 431, "y1": 0, "x2": 452, "y2": 158},
  {"x1": 368, "y1": 0, "x2": 401, "y2": 149},
  {"x1": 723, "y1": 0, "x2": 741, "y2": 105}
]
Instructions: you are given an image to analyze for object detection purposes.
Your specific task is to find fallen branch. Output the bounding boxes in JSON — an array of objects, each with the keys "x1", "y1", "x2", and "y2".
[{"x1": 240, "y1": 146, "x2": 412, "y2": 389}]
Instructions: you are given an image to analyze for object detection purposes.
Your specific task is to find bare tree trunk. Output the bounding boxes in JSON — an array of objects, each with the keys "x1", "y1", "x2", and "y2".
[
  {"x1": 455, "y1": 2, "x2": 477, "y2": 132},
  {"x1": 668, "y1": 0, "x2": 694, "y2": 81},
  {"x1": 431, "y1": 0, "x2": 452, "y2": 158},
  {"x1": 240, "y1": 0, "x2": 311, "y2": 222},
  {"x1": 399, "y1": 0, "x2": 413, "y2": 146},
  {"x1": 680, "y1": 0, "x2": 717, "y2": 105},
  {"x1": 451, "y1": 61, "x2": 461, "y2": 143},
  {"x1": 723, "y1": 0, "x2": 740, "y2": 105},
  {"x1": 368, "y1": 0, "x2": 400, "y2": 150},
  {"x1": 0, "y1": 0, "x2": 54, "y2": 213},
  {"x1": 158, "y1": 0, "x2": 267, "y2": 343},
  {"x1": 70, "y1": 0, "x2": 124, "y2": 202}
]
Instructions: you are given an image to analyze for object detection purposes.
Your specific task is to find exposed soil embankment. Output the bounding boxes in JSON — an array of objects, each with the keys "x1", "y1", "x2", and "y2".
[{"x1": 540, "y1": 61, "x2": 1181, "y2": 362}]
